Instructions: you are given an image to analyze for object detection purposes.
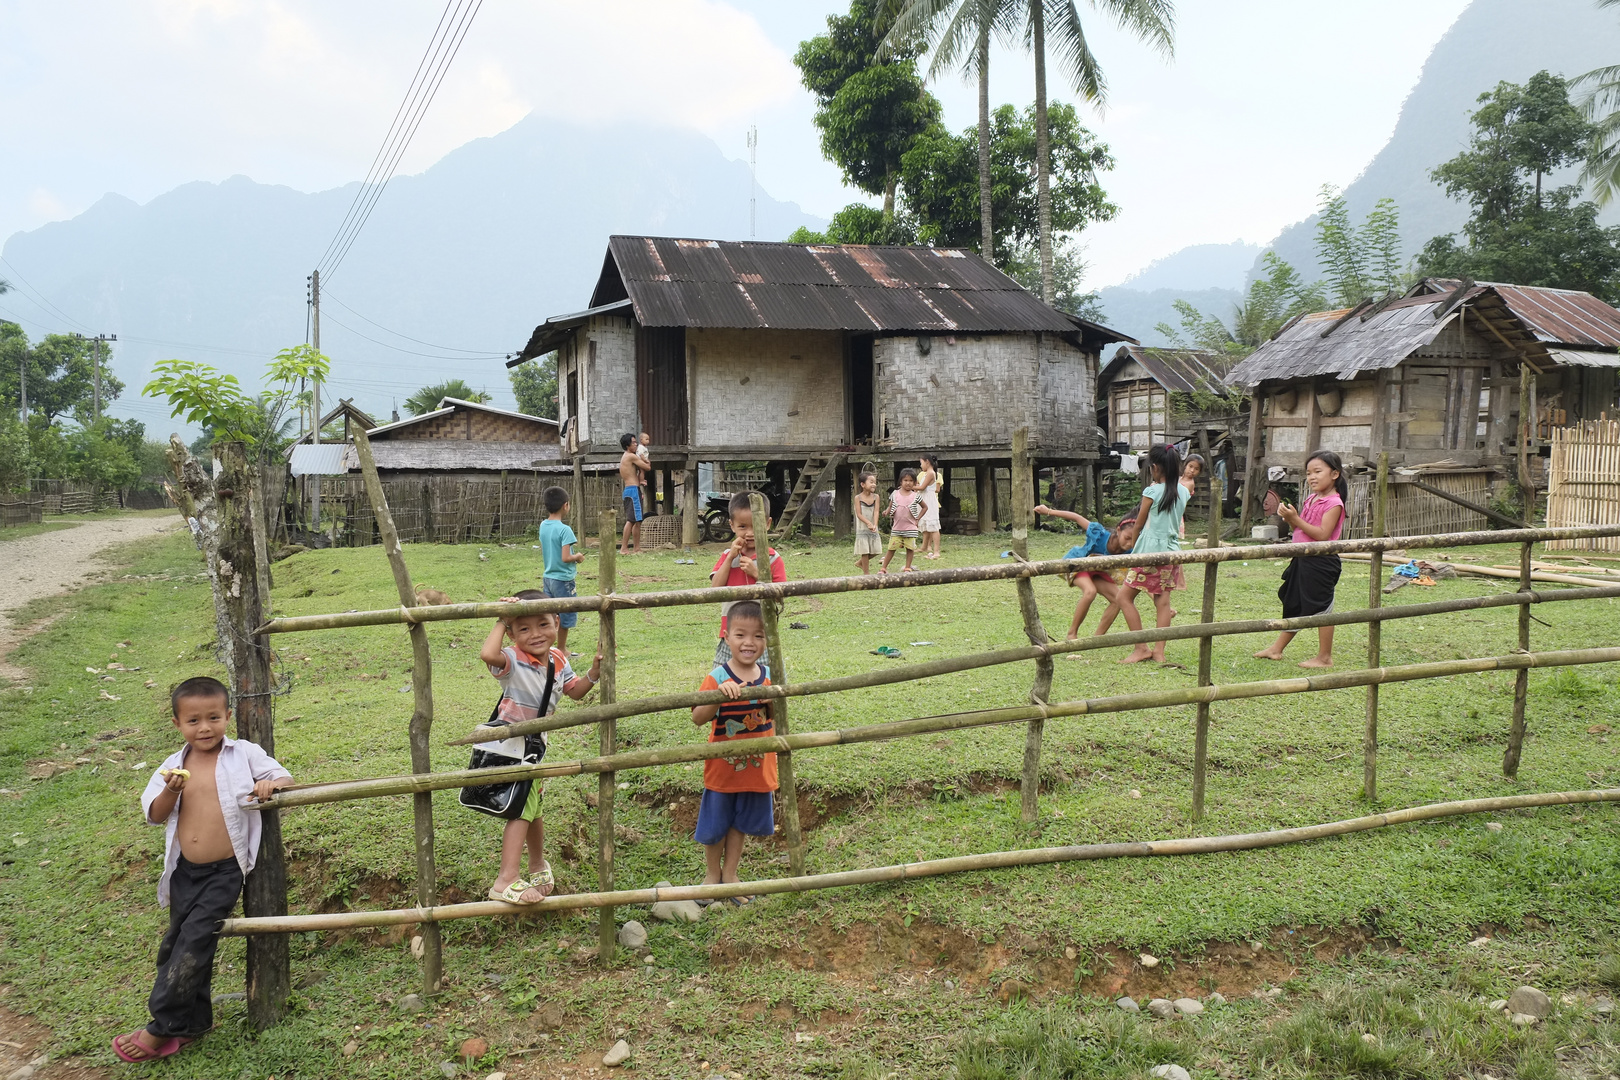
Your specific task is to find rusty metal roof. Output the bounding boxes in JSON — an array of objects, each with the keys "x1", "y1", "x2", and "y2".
[
  {"x1": 1417, "y1": 278, "x2": 1620, "y2": 349},
  {"x1": 1101, "y1": 345, "x2": 1235, "y2": 395},
  {"x1": 589, "y1": 235, "x2": 1130, "y2": 339},
  {"x1": 1226, "y1": 287, "x2": 1549, "y2": 387}
]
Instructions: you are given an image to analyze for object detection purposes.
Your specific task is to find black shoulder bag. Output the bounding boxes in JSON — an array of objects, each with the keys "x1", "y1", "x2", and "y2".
[{"x1": 458, "y1": 657, "x2": 555, "y2": 819}]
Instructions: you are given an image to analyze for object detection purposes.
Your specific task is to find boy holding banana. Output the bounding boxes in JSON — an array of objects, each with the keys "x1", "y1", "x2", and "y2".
[{"x1": 114, "y1": 677, "x2": 293, "y2": 1063}]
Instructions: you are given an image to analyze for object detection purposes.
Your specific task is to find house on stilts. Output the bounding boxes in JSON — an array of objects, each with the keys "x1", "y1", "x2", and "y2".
[{"x1": 509, "y1": 235, "x2": 1133, "y2": 540}]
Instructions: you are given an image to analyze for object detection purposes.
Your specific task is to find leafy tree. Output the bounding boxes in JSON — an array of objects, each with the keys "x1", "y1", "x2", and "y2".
[
  {"x1": 795, "y1": 0, "x2": 941, "y2": 218},
  {"x1": 403, "y1": 379, "x2": 490, "y2": 416},
  {"x1": 1157, "y1": 253, "x2": 1327, "y2": 357},
  {"x1": 900, "y1": 102, "x2": 1116, "y2": 257},
  {"x1": 0, "y1": 331, "x2": 122, "y2": 422},
  {"x1": 1011, "y1": 0, "x2": 1175, "y2": 300},
  {"x1": 67, "y1": 419, "x2": 141, "y2": 490},
  {"x1": 146, "y1": 346, "x2": 331, "y2": 459},
  {"x1": 1003, "y1": 237, "x2": 1103, "y2": 320},
  {"x1": 510, "y1": 355, "x2": 559, "y2": 419},
  {"x1": 0, "y1": 415, "x2": 30, "y2": 492},
  {"x1": 1419, "y1": 71, "x2": 1620, "y2": 301},
  {"x1": 1314, "y1": 186, "x2": 1407, "y2": 307},
  {"x1": 789, "y1": 203, "x2": 919, "y2": 245},
  {"x1": 1575, "y1": 0, "x2": 1620, "y2": 204}
]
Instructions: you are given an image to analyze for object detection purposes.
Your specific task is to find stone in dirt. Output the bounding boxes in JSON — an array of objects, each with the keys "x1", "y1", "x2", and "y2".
[
  {"x1": 651, "y1": 899, "x2": 703, "y2": 923},
  {"x1": 1173, "y1": 998, "x2": 1204, "y2": 1016},
  {"x1": 1488, "y1": 999, "x2": 1508, "y2": 1012},
  {"x1": 1510, "y1": 1012, "x2": 1538, "y2": 1026},
  {"x1": 1116, "y1": 997, "x2": 1140, "y2": 1013},
  {"x1": 486, "y1": 1073, "x2": 508, "y2": 1080},
  {"x1": 460, "y1": 1036, "x2": 488, "y2": 1059},
  {"x1": 617, "y1": 920, "x2": 648, "y2": 948},
  {"x1": 438, "y1": 1062, "x2": 458, "y2": 1078},
  {"x1": 603, "y1": 1039, "x2": 632, "y2": 1067},
  {"x1": 8, "y1": 1066, "x2": 36, "y2": 1080},
  {"x1": 1507, "y1": 986, "x2": 1552, "y2": 1019},
  {"x1": 1149, "y1": 1066, "x2": 1191, "y2": 1080},
  {"x1": 1206, "y1": 992, "x2": 1226, "y2": 1006},
  {"x1": 1139, "y1": 953, "x2": 1160, "y2": 968},
  {"x1": 397, "y1": 993, "x2": 427, "y2": 1013},
  {"x1": 341, "y1": 1040, "x2": 359, "y2": 1057},
  {"x1": 1593, "y1": 996, "x2": 1613, "y2": 1015},
  {"x1": 1147, "y1": 998, "x2": 1176, "y2": 1019}
]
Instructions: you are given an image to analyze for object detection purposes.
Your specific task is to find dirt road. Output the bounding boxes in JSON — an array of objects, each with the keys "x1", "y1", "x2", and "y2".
[{"x1": 0, "y1": 514, "x2": 182, "y2": 681}]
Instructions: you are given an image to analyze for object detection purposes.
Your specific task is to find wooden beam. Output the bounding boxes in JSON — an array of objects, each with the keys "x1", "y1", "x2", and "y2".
[{"x1": 1010, "y1": 429, "x2": 1052, "y2": 823}]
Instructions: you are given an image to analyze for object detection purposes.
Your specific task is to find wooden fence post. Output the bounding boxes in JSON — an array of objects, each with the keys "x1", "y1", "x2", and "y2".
[
  {"x1": 682, "y1": 456, "x2": 700, "y2": 548},
  {"x1": 1191, "y1": 483, "x2": 1222, "y2": 822},
  {"x1": 1010, "y1": 430, "x2": 1053, "y2": 824},
  {"x1": 351, "y1": 430, "x2": 443, "y2": 994},
  {"x1": 748, "y1": 492, "x2": 806, "y2": 874},
  {"x1": 596, "y1": 510, "x2": 619, "y2": 964},
  {"x1": 1504, "y1": 539, "x2": 1533, "y2": 777},
  {"x1": 1239, "y1": 389, "x2": 1263, "y2": 534},
  {"x1": 1364, "y1": 452, "x2": 1388, "y2": 800}
]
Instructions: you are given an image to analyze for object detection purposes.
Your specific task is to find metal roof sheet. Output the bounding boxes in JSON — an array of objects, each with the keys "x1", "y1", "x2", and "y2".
[
  {"x1": 1549, "y1": 346, "x2": 1620, "y2": 368},
  {"x1": 364, "y1": 440, "x2": 567, "y2": 471},
  {"x1": 287, "y1": 443, "x2": 352, "y2": 476},
  {"x1": 1423, "y1": 278, "x2": 1620, "y2": 348},
  {"x1": 365, "y1": 397, "x2": 558, "y2": 438},
  {"x1": 1103, "y1": 345, "x2": 1236, "y2": 395}
]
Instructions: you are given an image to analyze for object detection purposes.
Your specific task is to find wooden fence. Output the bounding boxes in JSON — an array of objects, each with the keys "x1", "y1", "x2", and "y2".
[
  {"x1": 0, "y1": 496, "x2": 42, "y2": 526},
  {"x1": 28, "y1": 480, "x2": 172, "y2": 515},
  {"x1": 217, "y1": 427, "x2": 1620, "y2": 1003},
  {"x1": 1546, "y1": 418, "x2": 1620, "y2": 552}
]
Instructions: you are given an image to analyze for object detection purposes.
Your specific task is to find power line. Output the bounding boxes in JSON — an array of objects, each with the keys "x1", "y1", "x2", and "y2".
[
  {"x1": 315, "y1": 0, "x2": 484, "y2": 282},
  {"x1": 318, "y1": 309, "x2": 506, "y2": 361},
  {"x1": 321, "y1": 289, "x2": 500, "y2": 355},
  {"x1": 0, "y1": 258, "x2": 92, "y2": 332}
]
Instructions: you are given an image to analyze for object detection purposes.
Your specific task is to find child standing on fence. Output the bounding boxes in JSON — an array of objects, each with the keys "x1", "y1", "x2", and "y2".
[
  {"x1": 539, "y1": 486, "x2": 586, "y2": 654},
  {"x1": 690, "y1": 600, "x2": 776, "y2": 903},
  {"x1": 115, "y1": 677, "x2": 293, "y2": 1063},
  {"x1": 1033, "y1": 504, "x2": 1138, "y2": 639},
  {"x1": 710, "y1": 492, "x2": 785, "y2": 666},
  {"x1": 479, "y1": 591, "x2": 602, "y2": 904},
  {"x1": 853, "y1": 470, "x2": 882, "y2": 574},
  {"x1": 1254, "y1": 450, "x2": 1346, "y2": 668},
  {"x1": 880, "y1": 469, "x2": 924, "y2": 574},
  {"x1": 1104, "y1": 443, "x2": 1190, "y2": 664}
]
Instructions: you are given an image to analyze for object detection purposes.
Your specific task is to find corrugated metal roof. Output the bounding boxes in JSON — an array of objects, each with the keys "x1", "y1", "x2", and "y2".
[
  {"x1": 365, "y1": 397, "x2": 559, "y2": 438},
  {"x1": 1549, "y1": 346, "x2": 1620, "y2": 368},
  {"x1": 287, "y1": 443, "x2": 352, "y2": 476},
  {"x1": 1103, "y1": 345, "x2": 1235, "y2": 395},
  {"x1": 1422, "y1": 278, "x2": 1620, "y2": 348},
  {"x1": 515, "y1": 299, "x2": 634, "y2": 362},
  {"x1": 587, "y1": 235, "x2": 1133, "y2": 339}
]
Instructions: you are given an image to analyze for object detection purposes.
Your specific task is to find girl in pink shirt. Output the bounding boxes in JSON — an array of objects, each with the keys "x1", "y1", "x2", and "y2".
[{"x1": 1254, "y1": 450, "x2": 1346, "y2": 668}]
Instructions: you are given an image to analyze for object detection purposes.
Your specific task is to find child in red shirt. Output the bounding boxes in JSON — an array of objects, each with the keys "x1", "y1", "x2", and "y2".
[
  {"x1": 690, "y1": 601, "x2": 776, "y2": 903},
  {"x1": 709, "y1": 491, "x2": 785, "y2": 666}
]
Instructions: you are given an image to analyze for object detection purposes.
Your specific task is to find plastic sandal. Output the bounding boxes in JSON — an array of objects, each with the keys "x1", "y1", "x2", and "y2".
[
  {"x1": 113, "y1": 1031, "x2": 192, "y2": 1063},
  {"x1": 489, "y1": 878, "x2": 539, "y2": 904},
  {"x1": 530, "y1": 862, "x2": 555, "y2": 898}
]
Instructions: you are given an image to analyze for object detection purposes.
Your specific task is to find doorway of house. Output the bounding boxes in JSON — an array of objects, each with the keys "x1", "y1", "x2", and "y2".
[
  {"x1": 636, "y1": 326, "x2": 688, "y2": 445},
  {"x1": 849, "y1": 333, "x2": 875, "y2": 444}
]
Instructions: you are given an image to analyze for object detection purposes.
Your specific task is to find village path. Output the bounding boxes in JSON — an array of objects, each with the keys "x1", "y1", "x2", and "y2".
[{"x1": 0, "y1": 513, "x2": 183, "y2": 682}]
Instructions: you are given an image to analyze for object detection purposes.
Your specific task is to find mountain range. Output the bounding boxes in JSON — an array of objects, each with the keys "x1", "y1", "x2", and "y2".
[{"x1": 0, "y1": 114, "x2": 821, "y2": 426}]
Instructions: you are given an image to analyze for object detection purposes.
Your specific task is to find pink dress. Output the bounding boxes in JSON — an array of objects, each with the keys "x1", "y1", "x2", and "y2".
[{"x1": 918, "y1": 472, "x2": 941, "y2": 532}]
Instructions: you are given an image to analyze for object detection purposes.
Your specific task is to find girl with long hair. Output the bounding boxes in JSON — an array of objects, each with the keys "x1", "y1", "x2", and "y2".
[{"x1": 1254, "y1": 451, "x2": 1347, "y2": 667}]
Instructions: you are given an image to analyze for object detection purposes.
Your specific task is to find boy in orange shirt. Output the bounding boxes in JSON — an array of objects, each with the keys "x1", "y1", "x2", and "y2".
[{"x1": 690, "y1": 601, "x2": 776, "y2": 903}]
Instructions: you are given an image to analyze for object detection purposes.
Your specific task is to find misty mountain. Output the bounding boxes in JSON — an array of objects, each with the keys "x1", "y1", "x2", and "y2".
[
  {"x1": 0, "y1": 114, "x2": 823, "y2": 428},
  {"x1": 1114, "y1": 242, "x2": 1261, "y2": 293},
  {"x1": 1263, "y1": 0, "x2": 1620, "y2": 283},
  {"x1": 1092, "y1": 286, "x2": 1244, "y2": 348}
]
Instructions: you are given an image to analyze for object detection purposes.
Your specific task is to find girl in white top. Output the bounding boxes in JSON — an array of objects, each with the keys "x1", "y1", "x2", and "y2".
[{"x1": 917, "y1": 454, "x2": 942, "y2": 559}]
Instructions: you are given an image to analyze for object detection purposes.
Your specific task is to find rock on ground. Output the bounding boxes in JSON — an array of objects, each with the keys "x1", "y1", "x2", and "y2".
[
  {"x1": 651, "y1": 899, "x2": 703, "y2": 923},
  {"x1": 1138, "y1": 953, "x2": 1160, "y2": 968},
  {"x1": 460, "y1": 1036, "x2": 488, "y2": 1059},
  {"x1": 603, "y1": 1039, "x2": 632, "y2": 1067},
  {"x1": 1206, "y1": 992, "x2": 1226, "y2": 1006},
  {"x1": 1116, "y1": 997, "x2": 1140, "y2": 1013},
  {"x1": 1593, "y1": 995, "x2": 1614, "y2": 1015},
  {"x1": 1150, "y1": 1065, "x2": 1191, "y2": 1080},
  {"x1": 1510, "y1": 1012, "x2": 1539, "y2": 1026},
  {"x1": 397, "y1": 994, "x2": 426, "y2": 1013},
  {"x1": 1147, "y1": 999, "x2": 1177, "y2": 1019},
  {"x1": 1173, "y1": 998, "x2": 1204, "y2": 1016},
  {"x1": 617, "y1": 920, "x2": 648, "y2": 948},
  {"x1": 1507, "y1": 986, "x2": 1552, "y2": 1019}
]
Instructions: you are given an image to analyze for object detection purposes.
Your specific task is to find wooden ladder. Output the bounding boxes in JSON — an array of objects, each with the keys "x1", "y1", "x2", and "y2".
[{"x1": 771, "y1": 453, "x2": 845, "y2": 539}]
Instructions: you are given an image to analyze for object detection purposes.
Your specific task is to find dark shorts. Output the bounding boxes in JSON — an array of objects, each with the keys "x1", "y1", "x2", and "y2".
[
  {"x1": 541, "y1": 576, "x2": 578, "y2": 628},
  {"x1": 622, "y1": 487, "x2": 644, "y2": 523},
  {"x1": 694, "y1": 789, "x2": 774, "y2": 846}
]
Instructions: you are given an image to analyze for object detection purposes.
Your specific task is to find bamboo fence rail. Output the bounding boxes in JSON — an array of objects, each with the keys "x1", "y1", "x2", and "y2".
[
  {"x1": 221, "y1": 787, "x2": 1620, "y2": 935},
  {"x1": 1546, "y1": 419, "x2": 1620, "y2": 552}
]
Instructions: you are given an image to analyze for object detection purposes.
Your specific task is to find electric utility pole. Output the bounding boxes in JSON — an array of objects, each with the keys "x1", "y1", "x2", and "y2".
[
  {"x1": 307, "y1": 271, "x2": 322, "y2": 529},
  {"x1": 72, "y1": 333, "x2": 117, "y2": 421}
]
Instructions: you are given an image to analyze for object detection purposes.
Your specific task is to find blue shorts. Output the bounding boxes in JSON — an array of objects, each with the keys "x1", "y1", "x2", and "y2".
[
  {"x1": 694, "y1": 789, "x2": 774, "y2": 846},
  {"x1": 541, "y1": 576, "x2": 577, "y2": 628},
  {"x1": 622, "y1": 487, "x2": 644, "y2": 523}
]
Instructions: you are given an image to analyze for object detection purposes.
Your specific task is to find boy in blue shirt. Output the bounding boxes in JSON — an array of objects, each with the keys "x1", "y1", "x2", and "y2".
[
  {"x1": 1033, "y1": 504, "x2": 1137, "y2": 640},
  {"x1": 538, "y1": 486, "x2": 586, "y2": 653}
]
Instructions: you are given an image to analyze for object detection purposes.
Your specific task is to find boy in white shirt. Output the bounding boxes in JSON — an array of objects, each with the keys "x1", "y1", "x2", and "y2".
[{"x1": 115, "y1": 677, "x2": 292, "y2": 1063}]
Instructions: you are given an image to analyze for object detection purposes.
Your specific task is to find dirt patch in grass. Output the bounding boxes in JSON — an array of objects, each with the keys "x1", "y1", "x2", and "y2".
[{"x1": 0, "y1": 1003, "x2": 110, "y2": 1080}]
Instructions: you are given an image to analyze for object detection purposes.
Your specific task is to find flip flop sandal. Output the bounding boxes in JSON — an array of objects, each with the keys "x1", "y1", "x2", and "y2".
[
  {"x1": 530, "y1": 863, "x2": 556, "y2": 898},
  {"x1": 726, "y1": 894, "x2": 755, "y2": 907},
  {"x1": 113, "y1": 1031, "x2": 192, "y2": 1063},
  {"x1": 489, "y1": 878, "x2": 539, "y2": 904}
]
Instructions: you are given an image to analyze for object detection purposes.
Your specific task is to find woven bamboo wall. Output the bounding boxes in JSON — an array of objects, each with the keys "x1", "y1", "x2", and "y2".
[
  {"x1": 1546, "y1": 419, "x2": 1620, "y2": 552},
  {"x1": 1341, "y1": 471, "x2": 1489, "y2": 539}
]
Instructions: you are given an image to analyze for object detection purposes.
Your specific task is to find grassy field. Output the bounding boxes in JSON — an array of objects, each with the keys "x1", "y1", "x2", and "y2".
[{"x1": 1, "y1": 519, "x2": 1617, "y2": 1078}]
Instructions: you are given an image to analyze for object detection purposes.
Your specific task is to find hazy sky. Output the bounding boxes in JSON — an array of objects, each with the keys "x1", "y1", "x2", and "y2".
[{"x1": 2, "y1": 0, "x2": 1471, "y2": 292}]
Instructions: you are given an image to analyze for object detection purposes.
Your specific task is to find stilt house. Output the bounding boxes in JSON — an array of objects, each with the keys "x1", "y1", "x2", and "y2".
[{"x1": 511, "y1": 236, "x2": 1132, "y2": 538}]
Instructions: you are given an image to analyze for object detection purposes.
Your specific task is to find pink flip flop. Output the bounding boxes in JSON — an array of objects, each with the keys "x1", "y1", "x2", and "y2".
[{"x1": 113, "y1": 1031, "x2": 193, "y2": 1063}]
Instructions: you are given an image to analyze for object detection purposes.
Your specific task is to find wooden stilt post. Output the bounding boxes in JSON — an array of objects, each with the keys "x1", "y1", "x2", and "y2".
[
  {"x1": 1239, "y1": 388, "x2": 1263, "y2": 533},
  {"x1": 682, "y1": 456, "x2": 700, "y2": 548},
  {"x1": 975, "y1": 464, "x2": 994, "y2": 535},
  {"x1": 833, "y1": 463, "x2": 853, "y2": 542},
  {"x1": 1191, "y1": 476, "x2": 1221, "y2": 822},
  {"x1": 596, "y1": 510, "x2": 618, "y2": 963},
  {"x1": 1364, "y1": 452, "x2": 1388, "y2": 800},
  {"x1": 351, "y1": 429, "x2": 442, "y2": 995},
  {"x1": 748, "y1": 492, "x2": 805, "y2": 873},
  {"x1": 1010, "y1": 430, "x2": 1052, "y2": 823},
  {"x1": 572, "y1": 455, "x2": 585, "y2": 542},
  {"x1": 1504, "y1": 539, "x2": 1534, "y2": 778}
]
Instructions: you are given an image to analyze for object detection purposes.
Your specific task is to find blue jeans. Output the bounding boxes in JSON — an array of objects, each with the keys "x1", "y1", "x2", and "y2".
[{"x1": 541, "y1": 577, "x2": 578, "y2": 628}]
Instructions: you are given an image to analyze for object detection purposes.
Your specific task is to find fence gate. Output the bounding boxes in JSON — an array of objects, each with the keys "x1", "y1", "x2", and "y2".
[{"x1": 1546, "y1": 418, "x2": 1620, "y2": 552}]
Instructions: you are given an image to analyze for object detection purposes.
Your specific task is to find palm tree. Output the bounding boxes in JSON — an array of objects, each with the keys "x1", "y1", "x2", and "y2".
[
  {"x1": 1576, "y1": 0, "x2": 1620, "y2": 204},
  {"x1": 884, "y1": 1, "x2": 1019, "y2": 261},
  {"x1": 1020, "y1": 0, "x2": 1175, "y2": 300},
  {"x1": 403, "y1": 379, "x2": 490, "y2": 416}
]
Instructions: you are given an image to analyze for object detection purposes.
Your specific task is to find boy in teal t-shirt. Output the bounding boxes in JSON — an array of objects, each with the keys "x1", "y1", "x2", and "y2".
[{"x1": 538, "y1": 486, "x2": 585, "y2": 652}]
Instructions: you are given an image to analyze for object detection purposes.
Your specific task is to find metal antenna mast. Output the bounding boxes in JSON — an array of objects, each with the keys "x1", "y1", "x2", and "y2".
[{"x1": 747, "y1": 125, "x2": 758, "y2": 240}]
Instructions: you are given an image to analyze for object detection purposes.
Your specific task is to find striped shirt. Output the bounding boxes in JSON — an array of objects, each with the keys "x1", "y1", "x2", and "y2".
[{"x1": 698, "y1": 663, "x2": 776, "y2": 793}]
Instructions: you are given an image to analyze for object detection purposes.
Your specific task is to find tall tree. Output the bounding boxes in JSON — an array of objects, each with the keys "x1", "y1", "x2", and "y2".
[
  {"x1": 403, "y1": 379, "x2": 490, "y2": 416},
  {"x1": 0, "y1": 331, "x2": 123, "y2": 422},
  {"x1": 1012, "y1": 0, "x2": 1175, "y2": 300},
  {"x1": 510, "y1": 355, "x2": 559, "y2": 419},
  {"x1": 1576, "y1": 0, "x2": 1620, "y2": 204},
  {"x1": 1314, "y1": 186, "x2": 1406, "y2": 307},
  {"x1": 1419, "y1": 71, "x2": 1620, "y2": 301},
  {"x1": 795, "y1": 0, "x2": 941, "y2": 219},
  {"x1": 884, "y1": 1, "x2": 1021, "y2": 259}
]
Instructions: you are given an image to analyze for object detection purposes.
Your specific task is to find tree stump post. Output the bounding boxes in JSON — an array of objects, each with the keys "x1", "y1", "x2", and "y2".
[
  {"x1": 1364, "y1": 452, "x2": 1388, "y2": 800},
  {"x1": 596, "y1": 510, "x2": 619, "y2": 965},
  {"x1": 165, "y1": 438, "x2": 288, "y2": 1029},
  {"x1": 1010, "y1": 430, "x2": 1052, "y2": 823}
]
